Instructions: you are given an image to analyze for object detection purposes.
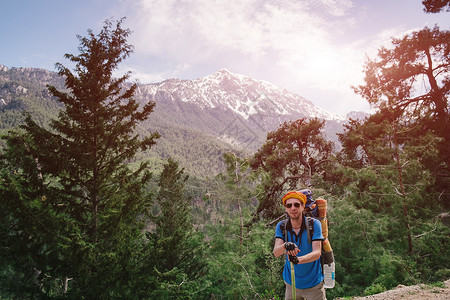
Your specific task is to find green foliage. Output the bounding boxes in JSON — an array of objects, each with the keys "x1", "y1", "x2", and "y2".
[
  {"x1": 354, "y1": 26, "x2": 449, "y2": 128},
  {"x1": 322, "y1": 157, "x2": 448, "y2": 297},
  {"x1": 363, "y1": 283, "x2": 386, "y2": 296},
  {"x1": 0, "y1": 74, "x2": 243, "y2": 179},
  {"x1": 144, "y1": 158, "x2": 209, "y2": 298},
  {"x1": 322, "y1": 198, "x2": 420, "y2": 299},
  {"x1": 0, "y1": 68, "x2": 66, "y2": 133},
  {"x1": 141, "y1": 122, "x2": 243, "y2": 179},
  {"x1": 320, "y1": 82, "x2": 449, "y2": 300},
  {"x1": 315, "y1": 64, "x2": 449, "y2": 297},
  {"x1": 411, "y1": 218, "x2": 450, "y2": 282},
  {"x1": 196, "y1": 156, "x2": 286, "y2": 299},
  {"x1": 250, "y1": 118, "x2": 334, "y2": 219},
  {"x1": 203, "y1": 216, "x2": 285, "y2": 299},
  {"x1": 0, "y1": 18, "x2": 160, "y2": 298},
  {"x1": 353, "y1": 25, "x2": 450, "y2": 183},
  {"x1": 422, "y1": 0, "x2": 450, "y2": 13},
  {"x1": 1, "y1": 20, "x2": 449, "y2": 300}
]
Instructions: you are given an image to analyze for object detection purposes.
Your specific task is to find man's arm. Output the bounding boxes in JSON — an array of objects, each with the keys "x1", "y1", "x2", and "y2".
[
  {"x1": 296, "y1": 240, "x2": 322, "y2": 264},
  {"x1": 273, "y1": 238, "x2": 286, "y2": 257}
]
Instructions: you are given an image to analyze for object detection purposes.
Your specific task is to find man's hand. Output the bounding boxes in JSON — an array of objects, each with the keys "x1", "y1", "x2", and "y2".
[
  {"x1": 288, "y1": 254, "x2": 299, "y2": 264},
  {"x1": 284, "y1": 242, "x2": 300, "y2": 257},
  {"x1": 284, "y1": 242, "x2": 297, "y2": 251}
]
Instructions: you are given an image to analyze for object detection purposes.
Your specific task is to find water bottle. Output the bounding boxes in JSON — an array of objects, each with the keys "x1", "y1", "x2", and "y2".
[{"x1": 323, "y1": 261, "x2": 335, "y2": 288}]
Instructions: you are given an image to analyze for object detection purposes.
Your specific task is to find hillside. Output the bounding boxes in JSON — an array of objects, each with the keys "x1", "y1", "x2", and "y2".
[
  {"x1": 341, "y1": 279, "x2": 450, "y2": 300},
  {"x1": 0, "y1": 65, "x2": 242, "y2": 177},
  {"x1": 135, "y1": 69, "x2": 347, "y2": 150},
  {"x1": 0, "y1": 64, "x2": 354, "y2": 177},
  {"x1": 0, "y1": 66, "x2": 64, "y2": 130}
]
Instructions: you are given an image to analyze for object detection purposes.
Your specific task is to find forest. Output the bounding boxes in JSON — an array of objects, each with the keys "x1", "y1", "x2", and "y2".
[{"x1": 0, "y1": 6, "x2": 449, "y2": 300}]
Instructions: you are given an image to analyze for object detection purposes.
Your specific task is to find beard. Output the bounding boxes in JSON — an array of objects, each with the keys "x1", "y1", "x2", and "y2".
[{"x1": 288, "y1": 211, "x2": 302, "y2": 221}]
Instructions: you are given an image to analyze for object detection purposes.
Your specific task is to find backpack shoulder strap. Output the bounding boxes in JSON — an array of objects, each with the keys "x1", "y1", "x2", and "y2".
[
  {"x1": 305, "y1": 217, "x2": 315, "y2": 244},
  {"x1": 281, "y1": 218, "x2": 288, "y2": 241}
]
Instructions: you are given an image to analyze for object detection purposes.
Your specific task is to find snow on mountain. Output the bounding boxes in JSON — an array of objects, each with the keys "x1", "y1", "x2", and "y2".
[
  {"x1": 138, "y1": 69, "x2": 346, "y2": 122},
  {"x1": 0, "y1": 64, "x2": 351, "y2": 162},
  {"x1": 346, "y1": 110, "x2": 370, "y2": 121}
]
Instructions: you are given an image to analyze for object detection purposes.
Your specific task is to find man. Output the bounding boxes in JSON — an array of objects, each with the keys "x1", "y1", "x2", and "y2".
[{"x1": 273, "y1": 191, "x2": 326, "y2": 300}]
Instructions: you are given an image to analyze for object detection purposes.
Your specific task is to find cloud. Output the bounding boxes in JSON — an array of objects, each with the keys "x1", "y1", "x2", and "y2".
[
  {"x1": 307, "y1": 0, "x2": 354, "y2": 17},
  {"x1": 114, "y1": 0, "x2": 371, "y2": 114},
  {"x1": 126, "y1": 0, "x2": 354, "y2": 63},
  {"x1": 116, "y1": 63, "x2": 190, "y2": 83}
]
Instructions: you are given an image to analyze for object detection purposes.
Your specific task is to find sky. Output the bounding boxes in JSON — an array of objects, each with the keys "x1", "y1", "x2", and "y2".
[{"x1": 1, "y1": 0, "x2": 449, "y2": 116}]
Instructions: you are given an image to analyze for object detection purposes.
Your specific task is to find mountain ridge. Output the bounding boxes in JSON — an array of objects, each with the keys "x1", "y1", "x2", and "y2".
[
  {"x1": 0, "y1": 64, "x2": 356, "y2": 122},
  {"x1": 137, "y1": 68, "x2": 346, "y2": 122},
  {"x1": 0, "y1": 64, "x2": 363, "y2": 177}
]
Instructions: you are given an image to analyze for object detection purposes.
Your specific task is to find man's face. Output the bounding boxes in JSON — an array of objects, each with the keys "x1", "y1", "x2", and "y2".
[{"x1": 284, "y1": 198, "x2": 304, "y2": 219}]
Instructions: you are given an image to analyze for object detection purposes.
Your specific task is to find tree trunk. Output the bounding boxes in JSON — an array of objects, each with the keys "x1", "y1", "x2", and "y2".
[
  {"x1": 236, "y1": 161, "x2": 244, "y2": 247},
  {"x1": 392, "y1": 125, "x2": 413, "y2": 254},
  {"x1": 63, "y1": 277, "x2": 72, "y2": 294}
]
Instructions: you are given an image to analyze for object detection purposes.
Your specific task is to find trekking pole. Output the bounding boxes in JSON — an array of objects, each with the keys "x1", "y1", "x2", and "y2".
[{"x1": 290, "y1": 260, "x2": 296, "y2": 299}]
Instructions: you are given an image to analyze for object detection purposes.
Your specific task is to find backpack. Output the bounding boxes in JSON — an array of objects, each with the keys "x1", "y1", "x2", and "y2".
[{"x1": 280, "y1": 189, "x2": 334, "y2": 264}]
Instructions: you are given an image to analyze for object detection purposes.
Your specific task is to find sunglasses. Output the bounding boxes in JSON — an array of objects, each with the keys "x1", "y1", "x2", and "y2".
[{"x1": 285, "y1": 202, "x2": 301, "y2": 208}]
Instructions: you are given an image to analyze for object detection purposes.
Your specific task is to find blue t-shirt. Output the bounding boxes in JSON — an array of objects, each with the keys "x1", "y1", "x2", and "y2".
[{"x1": 275, "y1": 216, "x2": 324, "y2": 289}]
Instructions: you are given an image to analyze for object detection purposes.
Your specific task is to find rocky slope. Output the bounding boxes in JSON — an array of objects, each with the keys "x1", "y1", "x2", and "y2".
[
  {"x1": 137, "y1": 69, "x2": 345, "y2": 121},
  {"x1": 134, "y1": 68, "x2": 348, "y2": 151},
  {"x1": 341, "y1": 279, "x2": 450, "y2": 300}
]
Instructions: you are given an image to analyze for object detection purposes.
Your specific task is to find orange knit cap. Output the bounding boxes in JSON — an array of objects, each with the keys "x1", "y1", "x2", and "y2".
[{"x1": 282, "y1": 191, "x2": 306, "y2": 206}]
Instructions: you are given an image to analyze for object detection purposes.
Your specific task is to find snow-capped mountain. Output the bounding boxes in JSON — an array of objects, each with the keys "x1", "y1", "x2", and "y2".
[
  {"x1": 137, "y1": 69, "x2": 345, "y2": 122},
  {"x1": 1, "y1": 65, "x2": 354, "y2": 176},
  {"x1": 135, "y1": 69, "x2": 345, "y2": 151},
  {"x1": 1, "y1": 65, "x2": 349, "y2": 162}
]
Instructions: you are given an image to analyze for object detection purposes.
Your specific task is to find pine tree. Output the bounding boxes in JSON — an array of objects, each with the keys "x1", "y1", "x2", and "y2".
[
  {"x1": 0, "y1": 18, "x2": 159, "y2": 298},
  {"x1": 147, "y1": 158, "x2": 208, "y2": 298},
  {"x1": 422, "y1": 0, "x2": 450, "y2": 13},
  {"x1": 353, "y1": 26, "x2": 450, "y2": 183},
  {"x1": 154, "y1": 158, "x2": 191, "y2": 270},
  {"x1": 250, "y1": 117, "x2": 333, "y2": 219},
  {"x1": 221, "y1": 152, "x2": 256, "y2": 248}
]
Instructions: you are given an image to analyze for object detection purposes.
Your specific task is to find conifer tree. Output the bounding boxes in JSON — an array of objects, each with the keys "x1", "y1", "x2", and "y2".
[
  {"x1": 153, "y1": 158, "x2": 191, "y2": 270},
  {"x1": 222, "y1": 152, "x2": 255, "y2": 248},
  {"x1": 0, "y1": 18, "x2": 159, "y2": 298},
  {"x1": 422, "y1": 0, "x2": 450, "y2": 13},
  {"x1": 354, "y1": 26, "x2": 449, "y2": 172},
  {"x1": 250, "y1": 117, "x2": 333, "y2": 219},
  {"x1": 147, "y1": 158, "x2": 208, "y2": 298}
]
